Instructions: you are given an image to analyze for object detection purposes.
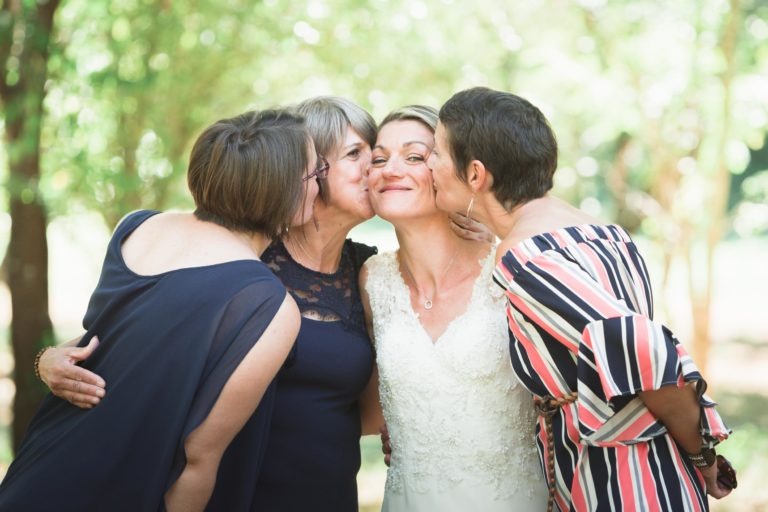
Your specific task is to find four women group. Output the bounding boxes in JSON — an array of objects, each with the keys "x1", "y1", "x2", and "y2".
[{"x1": 0, "y1": 87, "x2": 734, "y2": 512}]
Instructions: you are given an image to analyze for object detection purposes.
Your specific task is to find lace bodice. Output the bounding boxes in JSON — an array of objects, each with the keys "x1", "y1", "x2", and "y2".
[
  {"x1": 365, "y1": 250, "x2": 544, "y2": 503},
  {"x1": 262, "y1": 239, "x2": 376, "y2": 336}
]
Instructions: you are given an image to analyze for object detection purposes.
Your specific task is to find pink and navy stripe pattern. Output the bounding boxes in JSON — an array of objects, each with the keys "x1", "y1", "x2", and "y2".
[{"x1": 493, "y1": 224, "x2": 730, "y2": 512}]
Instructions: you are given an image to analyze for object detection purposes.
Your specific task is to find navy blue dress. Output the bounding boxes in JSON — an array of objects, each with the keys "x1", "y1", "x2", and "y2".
[
  {"x1": 0, "y1": 210, "x2": 287, "y2": 512},
  {"x1": 250, "y1": 240, "x2": 376, "y2": 511}
]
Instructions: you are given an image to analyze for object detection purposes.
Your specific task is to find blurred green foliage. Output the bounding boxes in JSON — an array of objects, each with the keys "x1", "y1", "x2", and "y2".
[
  {"x1": 1, "y1": 0, "x2": 767, "y2": 505},
  {"x1": 1, "y1": 0, "x2": 764, "y2": 232}
]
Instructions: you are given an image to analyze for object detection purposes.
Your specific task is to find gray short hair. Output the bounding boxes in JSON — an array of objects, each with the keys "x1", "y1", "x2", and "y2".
[
  {"x1": 294, "y1": 96, "x2": 377, "y2": 156},
  {"x1": 292, "y1": 96, "x2": 376, "y2": 202}
]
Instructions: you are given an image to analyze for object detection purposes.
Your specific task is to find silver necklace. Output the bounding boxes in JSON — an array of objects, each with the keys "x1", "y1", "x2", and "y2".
[{"x1": 401, "y1": 251, "x2": 458, "y2": 311}]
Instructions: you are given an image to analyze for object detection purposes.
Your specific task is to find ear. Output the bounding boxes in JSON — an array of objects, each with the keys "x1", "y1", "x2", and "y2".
[{"x1": 467, "y1": 160, "x2": 493, "y2": 193}]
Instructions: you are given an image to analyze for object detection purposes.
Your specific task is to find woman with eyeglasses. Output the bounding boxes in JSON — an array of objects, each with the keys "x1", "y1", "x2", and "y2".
[
  {"x1": 239, "y1": 96, "x2": 381, "y2": 511},
  {"x1": 37, "y1": 97, "x2": 385, "y2": 512},
  {"x1": 0, "y1": 109, "x2": 317, "y2": 512}
]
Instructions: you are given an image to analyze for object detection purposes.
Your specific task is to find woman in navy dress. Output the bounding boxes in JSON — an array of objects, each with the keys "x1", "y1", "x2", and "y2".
[
  {"x1": 0, "y1": 109, "x2": 320, "y2": 511},
  {"x1": 39, "y1": 97, "x2": 386, "y2": 511},
  {"x1": 213, "y1": 96, "x2": 382, "y2": 511}
]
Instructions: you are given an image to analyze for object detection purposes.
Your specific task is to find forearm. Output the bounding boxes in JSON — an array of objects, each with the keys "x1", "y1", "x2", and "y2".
[
  {"x1": 164, "y1": 457, "x2": 221, "y2": 512},
  {"x1": 359, "y1": 366, "x2": 384, "y2": 436},
  {"x1": 639, "y1": 382, "x2": 702, "y2": 454},
  {"x1": 360, "y1": 401, "x2": 384, "y2": 436}
]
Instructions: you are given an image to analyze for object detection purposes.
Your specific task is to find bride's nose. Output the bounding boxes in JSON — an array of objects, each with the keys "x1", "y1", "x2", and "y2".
[{"x1": 381, "y1": 159, "x2": 404, "y2": 178}]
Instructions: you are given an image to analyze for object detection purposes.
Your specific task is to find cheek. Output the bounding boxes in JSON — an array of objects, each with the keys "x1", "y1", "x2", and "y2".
[
  {"x1": 308, "y1": 179, "x2": 320, "y2": 204},
  {"x1": 366, "y1": 169, "x2": 381, "y2": 190}
]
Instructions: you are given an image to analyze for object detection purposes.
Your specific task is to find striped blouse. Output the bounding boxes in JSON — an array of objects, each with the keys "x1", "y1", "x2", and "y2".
[{"x1": 493, "y1": 224, "x2": 730, "y2": 512}]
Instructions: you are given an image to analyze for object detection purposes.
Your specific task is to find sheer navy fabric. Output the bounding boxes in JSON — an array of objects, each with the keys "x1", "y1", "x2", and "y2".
[
  {"x1": 248, "y1": 240, "x2": 376, "y2": 511},
  {"x1": 0, "y1": 210, "x2": 286, "y2": 512}
]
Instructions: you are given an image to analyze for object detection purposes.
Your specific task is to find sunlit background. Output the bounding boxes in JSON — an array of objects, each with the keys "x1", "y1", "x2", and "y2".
[{"x1": 1, "y1": 0, "x2": 766, "y2": 510}]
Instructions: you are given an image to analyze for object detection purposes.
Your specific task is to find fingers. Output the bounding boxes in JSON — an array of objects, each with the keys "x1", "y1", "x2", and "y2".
[
  {"x1": 70, "y1": 366, "x2": 106, "y2": 389},
  {"x1": 69, "y1": 376, "x2": 105, "y2": 400},
  {"x1": 448, "y1": 211, "x2": 473, "y2": 228},
  {"x1": 52, "y1": 378, "x2": 105, "y2": 406},
  {"x1": 449, "y1": 220, "x2": 476, "y2": 240},
  {"x1": 71, "y1": 336, "x2": 100, "y2": 362},
  {"x1": 448, "y1": 212, "x2": 495, "y2": 243},
  {"x1": 46, "y1": 363, "x2": 106, "y2": 407},
  {"x1": 47, "y1": 356, "x2": 106, "y2": 390},
  {"x1": 701, "y1": 464, "x2": 734, "y2": 499},
  {"x1": 379, "y1": 425, "x2": 392, "y2": 466},
  {"x1": 708, "y1": 484, "x2": 732, "y2": 499}
]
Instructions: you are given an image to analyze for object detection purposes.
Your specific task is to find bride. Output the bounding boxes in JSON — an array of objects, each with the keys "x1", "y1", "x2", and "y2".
[{"x1": 360, "y1": 106, "x2": 548, "y2": 511}]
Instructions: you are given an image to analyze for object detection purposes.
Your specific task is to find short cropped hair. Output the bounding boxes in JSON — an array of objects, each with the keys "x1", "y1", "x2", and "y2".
[
  {"x1": 294, "y1": 96, "x2": 377, "y2": 202},
  {"x1": 188, "y1": 109, "x2": 310, "y2": 239},
  {"x1": 439, "y1": 87, "x2": 558, "y2": 209},
  {"x1": 379, "y1": 105, "x2": 438, "y2": 133}
]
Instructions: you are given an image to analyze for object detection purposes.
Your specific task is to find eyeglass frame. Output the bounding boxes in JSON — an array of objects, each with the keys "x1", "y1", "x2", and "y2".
[{"x1": 303, "y1": 154, "x2": 330, "y2": 182}]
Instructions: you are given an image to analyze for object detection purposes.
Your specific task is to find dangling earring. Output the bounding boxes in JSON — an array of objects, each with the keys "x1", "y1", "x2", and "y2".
[{"x1": 465, "y1": 195, "x2": 475, "y2": 218}]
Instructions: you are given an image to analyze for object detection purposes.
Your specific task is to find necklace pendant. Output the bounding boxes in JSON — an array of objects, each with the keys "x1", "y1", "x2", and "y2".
[{"x1": 423, "y1": 299, "x2": 433, "y2": 310}]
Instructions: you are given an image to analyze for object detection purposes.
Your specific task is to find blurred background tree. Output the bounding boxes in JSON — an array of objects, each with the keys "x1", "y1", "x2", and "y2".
[
  {"x1": 1, "y1": 0, "x2": 60, "y2": 452},
  {"x1": 2, "y1": 0, "x2": 766, "y2": 506}
]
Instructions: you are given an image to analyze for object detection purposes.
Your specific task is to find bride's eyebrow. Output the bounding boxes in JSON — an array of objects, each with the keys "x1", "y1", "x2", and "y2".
[{"x1": 402, "y1": 141, "x2": 430, "y2": 150}]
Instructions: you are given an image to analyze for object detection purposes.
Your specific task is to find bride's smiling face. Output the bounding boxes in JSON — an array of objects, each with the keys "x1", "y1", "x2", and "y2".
[{"x1": 367, "y1": 120, "x2": 436, "y2": 222}]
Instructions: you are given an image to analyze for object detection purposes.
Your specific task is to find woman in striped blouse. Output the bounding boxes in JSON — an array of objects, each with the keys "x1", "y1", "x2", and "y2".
[{"x1": 428, "y1": 86, "x2": 734, "y2": 512}]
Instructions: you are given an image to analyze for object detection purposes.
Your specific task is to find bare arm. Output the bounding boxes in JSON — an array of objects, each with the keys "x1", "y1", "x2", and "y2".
[
  {"x1": 38, "y1": 335, "x2": 106, "y2": 408},
  {"x1": 360, "y1": 365, "x2": 384, "y2": 436},
  {"x1": 640, "y1": 384, "x2": 733, "y2": 499},
  {"x1": 358, "y1": 264, "x2": 385, "y2": 436},
  {"x1": 164, "y1": 293, "x2": 300, "y2": 512},
  {"x1": 639, "y1": 383, "x2": 701, "y2": 454}
]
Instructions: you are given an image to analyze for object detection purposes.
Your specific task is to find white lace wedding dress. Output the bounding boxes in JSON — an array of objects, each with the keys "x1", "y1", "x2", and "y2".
[{"x1": 365, "y1": 250, "x2": 548, "y2": 512}]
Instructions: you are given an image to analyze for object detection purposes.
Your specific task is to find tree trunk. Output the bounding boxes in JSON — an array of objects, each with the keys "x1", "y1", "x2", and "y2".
[
  {"x1": 1, "y1": 0, "x2": 61, "y2": 452},
  {"x1": 688, "y1": 0, "x2": 741, "y2": 371},
  {"x1": 7, "y1": 180, "x2": 53, "y2": 450}
]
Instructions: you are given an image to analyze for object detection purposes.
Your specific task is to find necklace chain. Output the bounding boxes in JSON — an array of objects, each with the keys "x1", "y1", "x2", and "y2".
[{"x1": 401, "y1": 251, "x2": 458, "y2": 311}]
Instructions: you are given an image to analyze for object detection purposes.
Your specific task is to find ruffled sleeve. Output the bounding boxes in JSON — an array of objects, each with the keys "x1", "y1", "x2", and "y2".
[
  {"x1": 580, "y1": 315, "x2": 730, "y2": 446},
  {"x1": 495, "y1": 242, "x2": 730, "y2": 448}
]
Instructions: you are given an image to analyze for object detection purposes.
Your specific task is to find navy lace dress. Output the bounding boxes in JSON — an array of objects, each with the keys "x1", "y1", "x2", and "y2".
[
  {"x1": 252, "y1": 240, "x2": 376, "y2": 511},
  {"x1": 0, "y1": 210, "x2": 287, "y2": 512}
]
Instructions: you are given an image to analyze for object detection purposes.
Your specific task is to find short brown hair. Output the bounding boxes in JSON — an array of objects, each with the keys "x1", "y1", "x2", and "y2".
[
  {"x1": 187, "y1": 109, "x2": 310, "y2": 239},
  {"x1": 439, "y1": 87, "x2": 558, "y2": 210}
]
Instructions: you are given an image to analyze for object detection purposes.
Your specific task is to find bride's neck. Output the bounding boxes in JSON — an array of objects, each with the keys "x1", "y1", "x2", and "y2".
[{"x1": 394, "y1": 215, "x2": 487, "y2": 281}]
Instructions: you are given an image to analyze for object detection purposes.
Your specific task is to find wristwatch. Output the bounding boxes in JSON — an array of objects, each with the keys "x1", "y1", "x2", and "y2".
[{"x1": 686, "y1": 447, "x2": 717, "y2": 468}]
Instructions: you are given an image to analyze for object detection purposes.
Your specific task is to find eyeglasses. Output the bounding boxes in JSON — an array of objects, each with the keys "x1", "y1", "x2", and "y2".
[{"x1": 303, "y1": 154, "x2": 330, "y2": 182}]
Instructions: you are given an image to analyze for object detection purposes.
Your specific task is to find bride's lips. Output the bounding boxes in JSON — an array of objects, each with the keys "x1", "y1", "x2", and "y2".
[{"x1": 379, "y1": 185, "x2": 411, "y2": 192}]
